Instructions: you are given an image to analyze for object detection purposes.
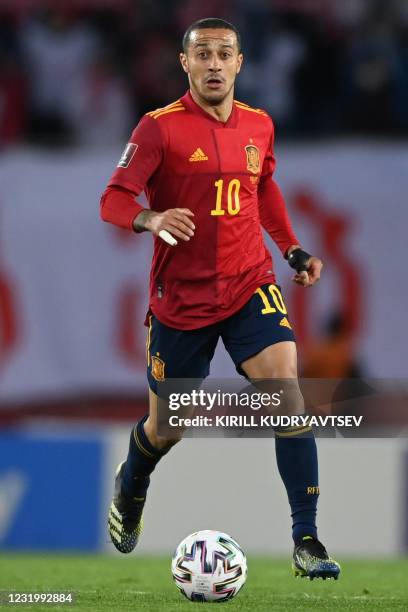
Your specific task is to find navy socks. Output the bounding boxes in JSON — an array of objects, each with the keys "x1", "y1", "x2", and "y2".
[
  {"x1": 121, "y1": 415, "x2": 318, "y2": 544},
  {"x1": 122, "y1": 415, "x2": 170, "y2": 500},
  {"x1": 275, "y1": 427, "x2": 319, "y2": 543}
]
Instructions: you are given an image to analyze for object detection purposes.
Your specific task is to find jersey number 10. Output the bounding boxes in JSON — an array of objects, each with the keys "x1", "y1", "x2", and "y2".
[{"x1": 211, "y1": 179, "x2": 241, "y2": 216}]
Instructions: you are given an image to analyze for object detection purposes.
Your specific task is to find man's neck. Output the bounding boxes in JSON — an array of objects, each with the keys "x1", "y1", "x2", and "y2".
[{"x1": 189, "y1": 88, "x2": 234, "y2": 123}]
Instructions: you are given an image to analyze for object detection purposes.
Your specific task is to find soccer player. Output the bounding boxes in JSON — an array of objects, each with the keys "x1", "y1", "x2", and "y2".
[{"x1": 100, "y1": 18, "x2": 340, "y2": 580}]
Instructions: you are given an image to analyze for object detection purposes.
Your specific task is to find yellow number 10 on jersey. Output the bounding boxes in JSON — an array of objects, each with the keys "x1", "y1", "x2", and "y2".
[{"x1": 211, "y1": 179, "x2": 241, "y2": 216}]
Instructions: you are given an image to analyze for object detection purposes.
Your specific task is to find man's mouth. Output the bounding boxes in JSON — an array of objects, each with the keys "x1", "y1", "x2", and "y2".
[{"x1": 205, "y1": 77, "x2": 224, "y2": 89}]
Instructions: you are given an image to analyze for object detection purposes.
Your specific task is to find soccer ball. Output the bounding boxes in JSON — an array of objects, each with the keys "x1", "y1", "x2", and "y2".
[{"x1": 171, "y1": 530, "x2": 247, "y2": 602}]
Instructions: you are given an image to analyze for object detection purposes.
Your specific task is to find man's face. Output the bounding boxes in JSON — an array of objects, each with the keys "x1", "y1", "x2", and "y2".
[{"x1": 180, "y1": 28, "x2": 243, "y2": 104}]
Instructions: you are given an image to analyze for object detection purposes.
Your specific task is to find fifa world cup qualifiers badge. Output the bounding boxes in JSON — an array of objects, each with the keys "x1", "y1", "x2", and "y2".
[{"x1": 117, "y1": 143, "x2": 138, "y2": 168}]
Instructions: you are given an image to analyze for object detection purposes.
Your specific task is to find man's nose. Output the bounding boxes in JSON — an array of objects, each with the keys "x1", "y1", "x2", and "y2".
[{"x1": 209, "y1": 55, "x2": 222, "y2": 70}]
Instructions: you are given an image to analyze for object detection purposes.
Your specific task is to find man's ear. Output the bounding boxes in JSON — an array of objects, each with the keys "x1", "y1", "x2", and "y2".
[
  {"x1": 180, "y1": 53, "x2": 189, "y2": 74},
  {"x1": 236, "y1": 53, "x2": 244, "y2": 75}
]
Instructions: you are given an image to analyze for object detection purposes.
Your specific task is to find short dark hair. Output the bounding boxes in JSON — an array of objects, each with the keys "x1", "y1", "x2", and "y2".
[{"x1": 182, "y1": 18, "x2": 241, "y2": 53}]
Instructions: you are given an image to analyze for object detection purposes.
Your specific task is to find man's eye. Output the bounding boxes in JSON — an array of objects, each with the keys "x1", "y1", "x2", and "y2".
[
  {"x1": 222, "y1": 53, "x2": 232, "y2": 58},
  {"x1": 199, "y1": 52, "x2": 207, "y2": 58}
]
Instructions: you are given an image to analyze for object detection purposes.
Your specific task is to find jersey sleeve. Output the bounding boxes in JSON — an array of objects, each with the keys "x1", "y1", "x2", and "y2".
[
  {"x1": 258, "y1": 120, "x2": 299, "y2": 256},
  {"x1": 100, "y1": 114, "x2": 164, "y2": 231},
  {"x1": 107, "y1": 114, "x2": 164, "y2": 194},
  {"x1": 100, "y1": 185, "x2": 144, "y2": 231}
]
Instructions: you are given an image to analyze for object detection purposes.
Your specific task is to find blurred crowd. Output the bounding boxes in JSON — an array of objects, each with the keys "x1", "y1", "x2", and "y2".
[{"x1": 1, "y1": 0, "x2": 408, "y2": 147}]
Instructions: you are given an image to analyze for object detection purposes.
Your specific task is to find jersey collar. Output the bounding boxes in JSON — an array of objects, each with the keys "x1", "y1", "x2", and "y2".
[{"x1": 181, "y1": 90, "x2": 238, "y2": 128}]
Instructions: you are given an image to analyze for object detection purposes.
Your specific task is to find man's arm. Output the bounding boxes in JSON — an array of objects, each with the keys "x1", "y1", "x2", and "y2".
[
  {"x1": 100, "y1": 185, "x2": 144, "y2": 231},
  {"x1": 258, "y1": 176, "x2": 322, "y2": 286},
  {"x1": 100, "y1": 115, "x2": 194, "y2": 243},
  {"x1": 100, "y1": 113, "x2": 162, "y2": 230},
  {"x1": 100, "y1": 186, "x2": 195, "y2": 243},
  {"x1": 258, "y1": 177, "x2": 299, "y2": 258},
  {"x1": 258, "y1": 122, "x2": 322, "y2": 286}
]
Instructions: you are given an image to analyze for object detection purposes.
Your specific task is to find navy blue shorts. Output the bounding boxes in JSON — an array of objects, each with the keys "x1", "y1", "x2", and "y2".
[{"x1": 146, "y1": 283, "x2": 295, "y2": 393}]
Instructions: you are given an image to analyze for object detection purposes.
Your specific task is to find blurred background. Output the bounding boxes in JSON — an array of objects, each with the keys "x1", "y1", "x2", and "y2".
[{"x1": 0, "y1": 0, "x2": 407, "y2": 558}]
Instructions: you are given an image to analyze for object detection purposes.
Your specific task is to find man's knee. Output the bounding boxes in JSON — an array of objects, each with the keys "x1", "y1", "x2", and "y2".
[
  {"x1": 242, "y1": 341, "x2": 298, "y2": 380},
  {"x1": 247, "y1": 376, "x2": 304, "y2": 416},
  {"x1": 279, "y1": 382, "x2": 305, "y2": 416}
]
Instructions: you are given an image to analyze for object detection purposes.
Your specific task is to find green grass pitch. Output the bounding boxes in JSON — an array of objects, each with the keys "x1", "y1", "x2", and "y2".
[{"x1": 1, "y1": 554, "x2": 408, "y2": 611}]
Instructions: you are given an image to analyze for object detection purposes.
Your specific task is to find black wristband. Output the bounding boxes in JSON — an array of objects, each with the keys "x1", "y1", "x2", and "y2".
[{"x1": 287, "y1": 248, "x2": 311, "y2": 273}]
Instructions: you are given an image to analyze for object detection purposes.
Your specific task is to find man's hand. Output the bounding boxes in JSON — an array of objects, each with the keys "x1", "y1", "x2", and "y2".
[
  {"x1": 287, "y1": 246, "x2": 323, "y2": 287},
  {"x1": 133, "y1": 208, "x2": 195, "y2": 245},
  {"x1": 292, "y1": 256, "x2": 323, "y2": 287}
]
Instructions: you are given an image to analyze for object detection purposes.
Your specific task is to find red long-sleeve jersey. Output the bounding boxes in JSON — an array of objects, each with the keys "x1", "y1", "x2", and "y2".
[{"x1": 101, "y1": 90, "x2": 298, "y2": 329}]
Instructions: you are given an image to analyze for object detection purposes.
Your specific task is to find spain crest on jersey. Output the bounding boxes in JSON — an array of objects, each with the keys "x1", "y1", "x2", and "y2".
[
  {"x1": 245, "y1": 144, "x2": 260, "y2": 174},
  {"x1": 151, "y1": 355, "x2": 165, "y2": 381}
]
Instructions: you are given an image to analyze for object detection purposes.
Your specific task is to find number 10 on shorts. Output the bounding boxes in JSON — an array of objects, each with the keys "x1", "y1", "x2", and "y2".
[{"x1": 256, "y1": 285, "x2": 287, "y2": 315}]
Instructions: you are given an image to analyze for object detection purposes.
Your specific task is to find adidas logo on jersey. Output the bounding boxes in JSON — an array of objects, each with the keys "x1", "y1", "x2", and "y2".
[
  {"x1": 279, "y1": 317, "x2": 292, "y2": 329},
  {"x1": 189, "y1": 148, "x2": 208, "y2": 162}
]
